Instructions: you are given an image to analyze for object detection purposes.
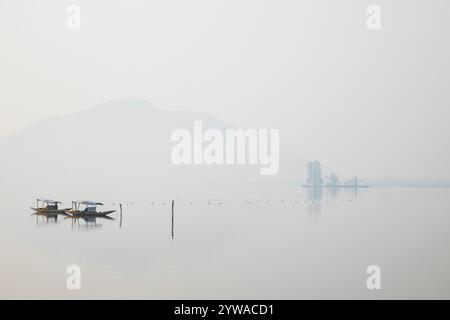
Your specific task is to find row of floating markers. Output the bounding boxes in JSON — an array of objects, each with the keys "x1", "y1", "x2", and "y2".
[{"x1": 109, "y1": 198, "x2": 356, "y2": 207}]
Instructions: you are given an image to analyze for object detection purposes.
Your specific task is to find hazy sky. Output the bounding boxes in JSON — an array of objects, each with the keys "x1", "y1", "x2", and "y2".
[{"x1": 1, "y1": 0, "x2": 449, "y2": 181}]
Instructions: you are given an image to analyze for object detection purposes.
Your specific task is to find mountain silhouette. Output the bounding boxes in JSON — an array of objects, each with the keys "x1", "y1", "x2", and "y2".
[{"x1": 0, "y1": 98, "x2": 304, "y2": 198}]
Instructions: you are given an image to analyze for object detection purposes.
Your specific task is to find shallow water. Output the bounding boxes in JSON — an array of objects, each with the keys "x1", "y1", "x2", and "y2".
[{"x1": 1, "y1": 187, "x2": 449, "y2": 299}]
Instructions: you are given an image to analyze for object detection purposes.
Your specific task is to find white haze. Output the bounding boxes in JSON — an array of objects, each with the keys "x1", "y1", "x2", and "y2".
[{"x1": 0, "y1": 0, "x2": 449, "y2": 182}]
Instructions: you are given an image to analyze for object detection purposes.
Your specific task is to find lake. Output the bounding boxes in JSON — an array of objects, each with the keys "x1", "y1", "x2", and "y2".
[{"x1": 1, "y1": 187, "x2": 449, "y2": 299}]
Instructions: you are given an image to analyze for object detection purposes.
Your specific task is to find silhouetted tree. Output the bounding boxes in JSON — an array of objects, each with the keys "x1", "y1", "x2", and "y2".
[
  {"x1": 306, "y1": 160, "x2": 323, "y2": 186},
  {"x1": 328, "y1": 173, "x2": 339, "y2": 187}
]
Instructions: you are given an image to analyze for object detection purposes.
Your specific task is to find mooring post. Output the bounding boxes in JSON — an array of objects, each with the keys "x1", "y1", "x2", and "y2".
[
  {"x1": 119, "y1": 203, "x2": 123, "y2": 228},
  {"x1": 171, "y1": 200, "x2": 174, "y2": 239}
]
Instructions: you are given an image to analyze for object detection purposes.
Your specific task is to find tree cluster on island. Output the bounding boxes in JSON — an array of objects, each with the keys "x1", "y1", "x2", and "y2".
[{"x1": 305, "y1": 160, "x2": 366, "y2": 188}]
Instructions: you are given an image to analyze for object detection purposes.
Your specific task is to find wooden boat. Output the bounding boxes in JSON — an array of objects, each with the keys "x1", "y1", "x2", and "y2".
[
  {"x1": 66, "y1": 200, "x2": 116, "y2": 217},
  {"x1": 65, "y1": 215, "x2": 115, "y2": 221},
  {"x1": 31, "y1": 198, "x2": 70, "y2": 215}
]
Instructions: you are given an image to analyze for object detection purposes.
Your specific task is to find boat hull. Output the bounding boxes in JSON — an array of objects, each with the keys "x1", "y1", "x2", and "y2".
[
  {"x1": 66, "y1": 210, "x2": 116, "y2": 217},
  {"x1": 31, "y1": 208, "x2": 70, "y2": 215}
]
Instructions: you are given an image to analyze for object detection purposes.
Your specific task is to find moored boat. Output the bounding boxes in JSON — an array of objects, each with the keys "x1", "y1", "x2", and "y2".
[
  {"x1": 31, "y1": 198, "x2": 70, "y2": 215},
  {"x1": 66, "y1": 200, "x2": 115, "y2": 217}
]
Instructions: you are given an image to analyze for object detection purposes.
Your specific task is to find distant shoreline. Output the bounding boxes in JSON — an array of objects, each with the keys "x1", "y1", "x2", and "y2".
[{"x1": 302, "y1": 185, "x2": 369, "y2": 188}]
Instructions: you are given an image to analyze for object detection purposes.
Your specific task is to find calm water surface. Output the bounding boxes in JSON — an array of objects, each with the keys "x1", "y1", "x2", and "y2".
[{"x1": 1, "y1": 187, "x2": 449, "y2": 299}]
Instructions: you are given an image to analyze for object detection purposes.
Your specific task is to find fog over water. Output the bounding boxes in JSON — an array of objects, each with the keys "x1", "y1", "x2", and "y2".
[
  {"x1": 0, "y1": 0, "x2": 449, "y2": 300},
  {"x1": 1, "y1": 186, "x2": 450, "y2": 299}
]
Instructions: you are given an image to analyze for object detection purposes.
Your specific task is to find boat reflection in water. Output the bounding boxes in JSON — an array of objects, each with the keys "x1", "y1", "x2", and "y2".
[
  {"x1": 65, "y1": 214, "x2": 115, "y2": 231},
  {"x1": 30, "y1": 198, "x2": 70, "y2": 225},
  {"x1": 32, "y1": 211, "x2": 61, "y2": 225},
  {"x1": 30, "y1": 198, "x2": 116, "y2": 230}
]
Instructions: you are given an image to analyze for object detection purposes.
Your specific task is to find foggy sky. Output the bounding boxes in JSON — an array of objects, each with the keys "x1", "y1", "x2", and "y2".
[{"x1": 0, "y1": 0, "x2": 449, "y2": 181}]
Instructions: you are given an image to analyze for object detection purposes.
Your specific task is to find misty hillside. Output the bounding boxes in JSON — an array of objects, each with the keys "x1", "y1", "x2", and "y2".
[{"x1": 0, "y1": 98, "x2": 305, "y2": 197}]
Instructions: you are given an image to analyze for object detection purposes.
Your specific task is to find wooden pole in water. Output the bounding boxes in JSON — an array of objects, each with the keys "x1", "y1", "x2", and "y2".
[
  {"x1": 171, "y1": 200, "x2": 174, "y2": 239},
  {"x1": 119, "y1": 203, "x2": 123, "y2": 228}
]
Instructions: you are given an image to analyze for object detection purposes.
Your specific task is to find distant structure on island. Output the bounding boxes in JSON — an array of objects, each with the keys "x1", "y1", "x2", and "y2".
[{"x1": 302, "y1": 160, "x2": 368, "y2": 188}]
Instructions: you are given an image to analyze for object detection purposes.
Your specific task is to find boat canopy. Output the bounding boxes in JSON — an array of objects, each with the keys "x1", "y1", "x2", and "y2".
[
  {"x1": 75, "y1": 201, "x2": 104, "y2": 206},
  {"x1": 37, "y1": 198, "x2": 61, "y2": 204}
]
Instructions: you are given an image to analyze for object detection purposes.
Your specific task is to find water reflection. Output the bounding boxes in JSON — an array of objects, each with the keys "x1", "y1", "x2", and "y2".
[
  {"x1": 306, "y1": 187, "x2": 323, "y2": 214},
  {"x1": 306, "y1": 186, "x2": 361, "y2": 214},
  {"x1": 307, "y1": 187, "x2": 323, "y2": 202},
  {"x1": 65, "y1": 215, "x2": 114, "y2": 231},
  {"x1": 31, "y1": 210, "x2": 116, "y2": 230},
  {"x1": 32, "y1": 212, "x2": 60, "y2": 225},
  {"x1": 327, "y1": 186, "x2": 338, "y2": 197},
  {"x1": 13, "y1": 187, "x2": 450, "y2": 299}
]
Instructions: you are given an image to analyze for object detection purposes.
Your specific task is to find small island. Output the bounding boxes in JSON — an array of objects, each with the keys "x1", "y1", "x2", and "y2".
[{"x1": 302, "y1": 160, "x2": 368, "y2": 189}]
